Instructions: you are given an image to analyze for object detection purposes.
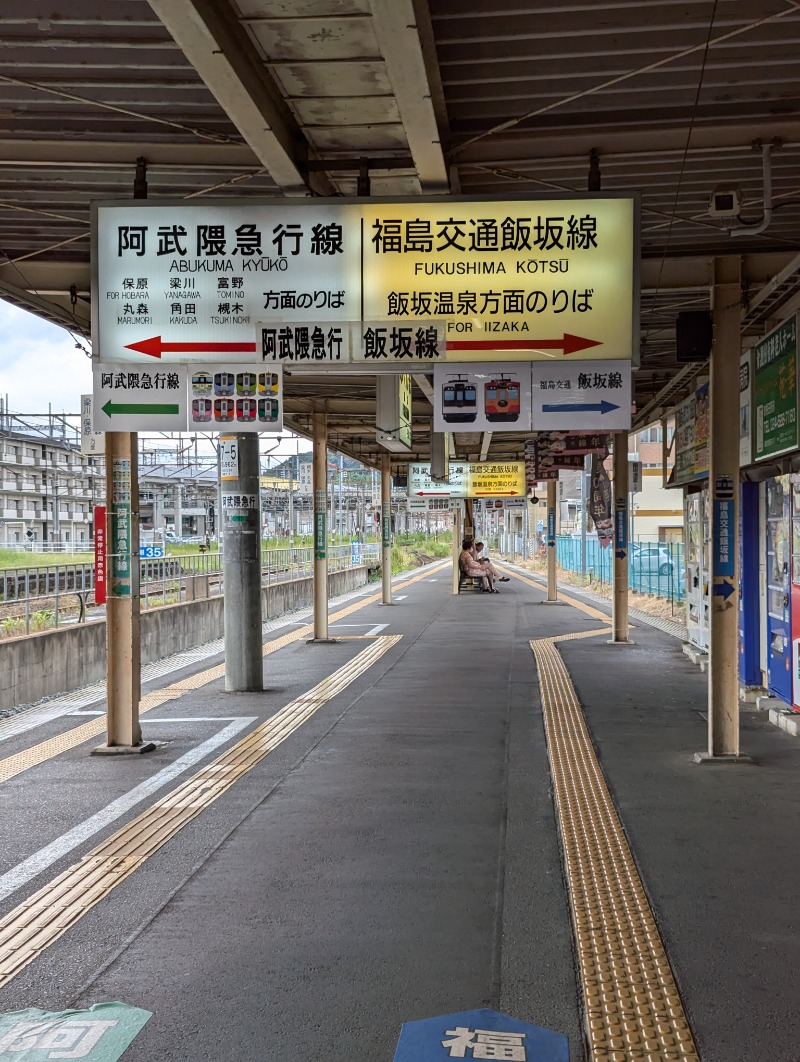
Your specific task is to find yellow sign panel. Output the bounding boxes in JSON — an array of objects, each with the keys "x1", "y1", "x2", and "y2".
[
  {"x1": 364, "y1": 198, "x2": 636, "y2": 362},
  {"x1": 408, "y1": 461, "x2": 526, "y2": 498},
  {"x1": 466, "y1": 462, "x2": 526, "y2": 497}
]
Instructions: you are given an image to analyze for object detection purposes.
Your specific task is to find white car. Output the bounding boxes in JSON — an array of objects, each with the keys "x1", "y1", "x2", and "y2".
[{"x1": 630, "y1": 544, "x2": 675, "y2": 576}]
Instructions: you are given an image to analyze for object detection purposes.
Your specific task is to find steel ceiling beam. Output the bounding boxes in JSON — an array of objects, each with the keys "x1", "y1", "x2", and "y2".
[
  {"x1": 147, "y1": 0, "x2": 312, "y2": 195},
  {"x1": 367, "y1": 0, "x2": 449, "y2": 192},
  {"x1": 0, "y1": 138, "x2": 261, "y2": 170}
]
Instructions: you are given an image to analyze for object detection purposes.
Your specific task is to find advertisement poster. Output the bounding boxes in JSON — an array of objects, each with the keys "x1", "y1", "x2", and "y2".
[{"x1": 753, "y1": 315, "x2": 798, "y2": 462}]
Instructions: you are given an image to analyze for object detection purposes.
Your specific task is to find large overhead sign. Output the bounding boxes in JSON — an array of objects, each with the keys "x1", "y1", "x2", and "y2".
[
  {"x1": 93, "y1": 196, "x2": 638, "y2": 367},
  {"x1": 408, "y1": 461, "x2": 525, "y2": 498}
]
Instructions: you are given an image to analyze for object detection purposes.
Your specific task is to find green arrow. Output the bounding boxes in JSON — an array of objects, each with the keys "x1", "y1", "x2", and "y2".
[{"x1": 102, "y1": 399, "x2": 180, "y2": 417}]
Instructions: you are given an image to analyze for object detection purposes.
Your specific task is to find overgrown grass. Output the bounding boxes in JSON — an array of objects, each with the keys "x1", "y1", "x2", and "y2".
[
  {"x1": 0, "y1": 549, "x2": 92, "y2": 569},
  {"x1": 391, "y1": 531, "x2": 452, "y2": 573}
]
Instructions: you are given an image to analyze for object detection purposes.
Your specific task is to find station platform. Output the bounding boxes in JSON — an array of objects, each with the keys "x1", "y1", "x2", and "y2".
[{"x1": 0, "y1": 562, "x2": 798, "y2": 1061}]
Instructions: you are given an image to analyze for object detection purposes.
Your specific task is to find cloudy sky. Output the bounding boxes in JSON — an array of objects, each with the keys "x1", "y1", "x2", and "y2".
[
  {"x1": 0, "y1": 300, "x2": 92, "y2": 416},
  {"x1": 0, "y1": 300, "x2": 309, "y2": 460}
]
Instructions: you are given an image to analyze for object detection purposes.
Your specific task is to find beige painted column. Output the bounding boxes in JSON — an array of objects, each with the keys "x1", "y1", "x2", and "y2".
[
  {"x1": 546, "y1": 479, "x2": 558, "y2": 602},
  {"x1": 381, "y1": 452, "x2": 393, "y2": 604},
  {"x1": 696, "y1": 257, "x2": 748, "y2": 762},
  {"x1": 100, "y1": 431, "x2": 145, "y2": 752},
  {"x1": 452, "y1": 506, "x2": 462, "y2": 594},
  {"x1": 612, "y1": 434, "x2": 630, "y2": 642},
  {"x1": 312, "y1": 411, "x2": 329, "y2": 640}
]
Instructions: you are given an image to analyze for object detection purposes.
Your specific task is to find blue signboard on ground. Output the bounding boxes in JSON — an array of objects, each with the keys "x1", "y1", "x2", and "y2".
[
  {"x1": 139, "y1": 545, "x2": 164, "y2": 559},
  {"x1": 394, "y1": 1008, "x2": 569, "y2": 1062},
  {"x1": 350, "y1": 540, "x2": 362, "y2": 565}
]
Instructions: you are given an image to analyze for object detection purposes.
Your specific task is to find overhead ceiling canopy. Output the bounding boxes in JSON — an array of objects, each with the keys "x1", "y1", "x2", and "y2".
[{"x1": 2, "y1": 0, "x2": 800, "y2": 466}]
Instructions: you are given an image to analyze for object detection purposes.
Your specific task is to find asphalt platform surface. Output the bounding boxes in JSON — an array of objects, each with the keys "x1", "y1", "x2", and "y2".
[{"x1": 1, "y1": 565, "x2": 798, "y2": 1061}]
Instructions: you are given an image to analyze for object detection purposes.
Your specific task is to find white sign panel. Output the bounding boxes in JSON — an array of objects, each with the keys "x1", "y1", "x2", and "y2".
[
  {"x1": 93, "y1": 197, "x2": 637, "y2": 365},
  {"x1": 531, "y1": 360, "x2": 631, "y2": 431},
  {"x1": 220, "y1": 436, "x2": 239, "y2": 481},
  {"x1": 432, "y1": 362, "x2": 532, "y2": 433},
  {"x1": 93, "y1": 363, "x2": 188, "y2": 431},
  {"x1": 630, "y1": 459, "x2": 643, "y2": 493},
  {"x1": 740, "y1": 350, "x2": 752, "y2": 466},
  {"x1": 80, "y1": 394, "x2": 105, "y2": 455},
  {"x1": 187, "y1": 365, "x2": 282, "y2": 432}
]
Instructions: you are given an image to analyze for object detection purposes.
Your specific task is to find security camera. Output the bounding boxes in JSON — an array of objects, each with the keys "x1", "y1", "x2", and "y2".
[{"x1": 709, "y1": 184, "x2": 743, "y2": 219}]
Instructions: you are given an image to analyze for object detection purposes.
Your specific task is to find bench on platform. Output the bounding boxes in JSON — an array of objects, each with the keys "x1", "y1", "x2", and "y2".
[{"x1": 458, "y1": 561, "x2": 485, "y2": 593}]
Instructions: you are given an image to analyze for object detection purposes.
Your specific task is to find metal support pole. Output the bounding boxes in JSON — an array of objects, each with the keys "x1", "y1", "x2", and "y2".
[
  {"x1": 581, "y1": 454, "x2": 590, "y2": 576},
  {"x1": 381, "y1": 452, "x2": 393, "y2": 604},
  {"x1": 546, "y1": 479, "x2": 557, "y2": 602},
  {"x1": 312, "y1": 412, "x2": 329, "y2": 639},
  {"x1": 223, "y1": 434, "x2": 263, "y2": 691},
  {"x1": 697, "y1": 257, "x2": 748, "y2": 763},
  {"x1": 100, "y1": 430, "x2": 145, "y2": 752},
  {"x1": 612, "y1": 433, "x2": 630, "y2": 642}
]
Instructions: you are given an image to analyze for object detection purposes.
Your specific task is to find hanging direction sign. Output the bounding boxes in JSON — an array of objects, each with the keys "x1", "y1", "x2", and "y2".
[
  {"x1": 92, "y1": 363, "x2": 283, "y2": 433},
  {"x1": 408, "y1": 461, "x2": 525, "y2": 498},
  {"x1": 93, "y1": 196, "x2": 637, "y2": 366},
  {"x1": 93, "y1": 362, "x2": 188, "y2": 431},
  {"x1": 531, "y1": 360, "x2": 631, "y2": 430}
]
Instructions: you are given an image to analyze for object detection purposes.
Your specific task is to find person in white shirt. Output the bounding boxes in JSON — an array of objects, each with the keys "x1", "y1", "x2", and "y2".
[{"x1": 474, "y1": 541, "x2": 510, "y2": 583}]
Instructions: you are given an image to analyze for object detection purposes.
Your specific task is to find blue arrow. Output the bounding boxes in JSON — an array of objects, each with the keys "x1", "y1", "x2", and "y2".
[
  {"x1": 713, "y1": 580, "x2": 736, "y2": 600},
  {"x1": 541, "y1": 400, "x2": 620, "y2": 414},
  {"x1": 615, "y1": 549, "x2": 626, "y2": 559}
]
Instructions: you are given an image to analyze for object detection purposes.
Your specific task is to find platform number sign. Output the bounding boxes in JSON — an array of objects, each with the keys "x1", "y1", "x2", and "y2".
[
  {"x1": 393, "y1": 1008, "x2": 568, "y2": 1062},
  {"x1": 0, "y1": 1003, "x2": 151, "y2": 1061},
  {"x1": 220, "y1": 436, "x2": 239, "y2": 481}
]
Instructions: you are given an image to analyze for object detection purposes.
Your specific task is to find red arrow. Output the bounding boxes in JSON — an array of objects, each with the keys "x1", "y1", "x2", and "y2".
[
  {"x1": 447, "y1": 333, "x2": 601, "y2": 356},
  {"x1": 415, "y1": 491, "x2": 451, "y2": 496},
  {"x1": 124, "y1": 336, "x2": 258, "y2": 359}
]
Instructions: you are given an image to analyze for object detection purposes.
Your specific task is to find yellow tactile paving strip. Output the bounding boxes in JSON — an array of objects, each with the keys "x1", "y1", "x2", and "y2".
[
  {"x1": 0, "y1": 635, "x2": 402, "y2": 990},
  {"x1": 0, "y1": 562, "x2": 447, "y2": 785},
  {"x1": 494, "y1": 562, "x2": 616, "y2": 624},
  {"x1": 531, "y1": 633, "x2": 699, "y2": 1061}
]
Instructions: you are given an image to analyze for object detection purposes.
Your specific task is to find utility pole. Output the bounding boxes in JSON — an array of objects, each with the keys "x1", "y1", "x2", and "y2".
[{"x1": 96, "y1": 156, "x2": 150, "y2": 754}]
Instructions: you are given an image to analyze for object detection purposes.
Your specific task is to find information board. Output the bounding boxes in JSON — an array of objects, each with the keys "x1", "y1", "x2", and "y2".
[{"x1": 93, "y1": 196, "x2": 638, "y2": 366}]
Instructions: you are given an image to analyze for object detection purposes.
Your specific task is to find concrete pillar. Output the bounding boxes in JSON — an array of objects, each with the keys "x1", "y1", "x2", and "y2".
[
  {"x1": 696, "y1": 257, "x2": 748, "y2": 762},
  {"x1": 312, "y1": 412, "x2": 329, "y2": 639},
  {"x1": 381, "y1": 452, "x2": 393, "y2": 604},
  {"x1": 223, "y1": 434, "x2": 263, "y2": 691},
  {"x1": 612, "y1": 433, "x2": 630, "y2": 642},
  {"x1": 99, "y1": 431, "x2": 145, "y2": 752},
  {"x1": 546, "y1": 479, "x2": 557, "y2": 602}
]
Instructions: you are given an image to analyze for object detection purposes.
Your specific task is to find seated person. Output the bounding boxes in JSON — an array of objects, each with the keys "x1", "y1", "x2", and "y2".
[
  {"x1": 474, "y1": 541, "x2": 510, "y2": 582},
  {"x1": 459, "y1": 538, "x2": 494, "y2": 592}
]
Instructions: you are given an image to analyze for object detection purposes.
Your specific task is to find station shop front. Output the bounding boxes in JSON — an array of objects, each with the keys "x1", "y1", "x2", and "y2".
[{"x1": 671, "y1": 314, "x2": 800, "y2": 709}]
